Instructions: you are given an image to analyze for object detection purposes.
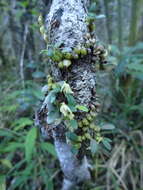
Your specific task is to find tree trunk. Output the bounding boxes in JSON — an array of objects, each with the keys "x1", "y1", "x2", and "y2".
[
  {"x1": 103, "y1": 0, "x2": 112, "y2": 44},
  {"x1": 38, "y1": 0, "x2": 105, "y2": 189},
  {"x1": 128, "y1": 0, "x2": 141, "y2": 46}
]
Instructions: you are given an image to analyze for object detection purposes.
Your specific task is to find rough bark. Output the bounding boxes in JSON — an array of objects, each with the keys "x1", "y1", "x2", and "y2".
[{"x1": 39, "y1": 0, "x2": 99, "y2": 189}]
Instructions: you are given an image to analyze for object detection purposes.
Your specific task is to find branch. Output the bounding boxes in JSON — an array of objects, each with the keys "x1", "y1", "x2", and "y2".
[
  {"x1": 19, "y1": 23, "x2": 28, "y2": 88},
  {"x1": 52, "y1": 125, "x2": 90, "y2": 190}
]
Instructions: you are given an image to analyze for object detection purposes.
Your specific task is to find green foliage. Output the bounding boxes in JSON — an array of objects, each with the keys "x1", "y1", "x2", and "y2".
[
  {"x1": 12, "y1": 118, "x2": 33, "y2": 131},
  {"x1": 25, "y1": 127, "x2": 37, "y2": 162},
  {"x1": 110, "y1": 42, "x2": 143, "y2": 80},
  {"x1": 66, "y1": 132, "x2": 79, "y2": 142},
  {"x1": 69, "y1": 119, "x2": 78, "y2": 130},
  {"x1": 0, "y1": 126, "x2": 58, "y2": 190},
  {"x1": 76, "y1": 105, "x2": 89, "y2": 112},
  {"x1": 0, "y1": 175, "x2": 6, "y2": 190},
  {"x1": 41, "y1": 142, "x2": 57, "y2": 157},
  {"x1": 90, "y1": 139, "x2": 98, "y2": 154}
]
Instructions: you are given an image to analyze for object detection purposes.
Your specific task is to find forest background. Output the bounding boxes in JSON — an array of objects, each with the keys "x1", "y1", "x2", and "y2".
[{"x1": 0, "y1": 0, "x2": 143, "y2": 190}]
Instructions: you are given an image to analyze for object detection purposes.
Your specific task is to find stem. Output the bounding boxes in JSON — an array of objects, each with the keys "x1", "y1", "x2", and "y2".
[
  {"x1": 19, "y1": 24, "x2": 28, "y2": 88},
  {"x1": 52, "y1": 125, "x2": 90, "y2": 190},
  {"x1": 103, "y1": 0, "x2": 112, "y2": 44},
  {"x1": 117, "y1": 0, "x2": 123, "y2": 51}
]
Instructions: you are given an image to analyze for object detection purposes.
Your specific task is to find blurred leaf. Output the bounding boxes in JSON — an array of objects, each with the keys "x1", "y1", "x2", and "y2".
[
  {"x1": 20, "y1": 1, "x2": 29, "y2": 8},
  {"x1": 128, "y1": 71, "x2": 143, "y2": 80},
  {"x1": 41, "y1": 142, "x2": 57, "y2": 157},
  {"x1": 101, "y1": 123, "x2": 115, "y2": 130},
  {"x1": 0, "y1": 129, "x2": 14, "y2": 137},
  {"x1": 66, "y1": 94, "x2": 77, "y2": 112},
  {"x1": 46, "y1": 89, "x2": 59, "y2": 104},
  {"x1": 71, "y1": 145, "x2": 78, "y2": 155},
  {"x1": 62, "y1": 47, "x2": 72, "y2": 53},
  {"x1": 0, "y1": 105, "x2": 19, "y2": 113},
  {"x1": 32, "y1": 71, "x2": 46, "y2": 78},
  {"x1": 69, "y1": 119, "x2": 78, "y2": 130},
  {"x1": 26, "y1": 63, "x2": 37, "y2": 69},
  {"x1": 10, "y1": 176, "x2": 28, "y2": 189},
  {"x1": 87, "y1": 12, "x2": 96, "y2": 20},
  {"x1": 25, "y1": 127, "x2": 37, "y2": 162},
  {"x1": 66, "y1": 132, "x2": 78, "y2": 141},
  {"x1": 76, "y1": 105, "x2": 89, "y2": 112},
  {"x1": 0, "y1": 159, "x2": 12, "y2": 169},
  {"x1": 90, "y1": 139, "x2": 98, "y2": 154},
  {"x1": 89, "y1": 2, "x2": 96, "y2": 12},
  {"x1": 20, "y1": 162, "x2": 35, "y2": 176},
  {"x1": 0, "y1": 175, "x2": 6, "y2": 190},
  {"x1": 40, "y1": 49, "x2": 49, "y2": 55},
  {"x1": 12, "y1": 118, "x2": 33, "y2": 131},
  {"x1": 66, "y1": 94, "x2": 76, "y2": 106},
  {"x1": 102, "y1": 139, "x2": 112, "y2": 150},
  {"x1": 47, "y1": 110, "x2": 60, "y2": 124},
  {"x1": 96, "y1": 14, "x2": 106, "y2": 19},
  {"x1": 40, "y1": 168, "x2": 54, "y2": 190},
  {"x1": 3, "y1": 143, "x2": 24, "y2": 153},
  {"x1": 47, "y1": 48, "x2": 54, "y2": 57},
  {"x1": 47, "y1": 180, "x2": 54, "y2": 190},
  {"x1": 32, "y1": 89, "x2": 44, "y2": 100},
  {"x1": 126, "y1": 63, "x2": 143, "y2": 72}
]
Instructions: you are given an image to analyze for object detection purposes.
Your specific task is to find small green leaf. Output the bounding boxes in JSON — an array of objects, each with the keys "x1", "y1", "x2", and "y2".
[
  {"x1": 40, "y1": 168, "x2": 54, "y2": 190},
  {"x1": 47, "y1": 110, "x2": 60, "y2": 124},
  {"x1": 10, "y1": 176, "x2": 28, "y2": 189},
  {"x1": 0, "y1": 175, "x2": 6, "y2": 190},
  {"x1": 32, "y1": 90, "x2": 44, "y2": 100},
  {"x1": 66, "y1": 94, "x2": 77, "y2": 106},
  {"x1": 26, "y1": 63, "x2": 37, "y2": 69},
  {"x1": 3, "y1": 143, "x2": 24, "y2": 153},
  {"x1": 0, "y1": 159, "x2": 12, "y2": 169},
  {"x1": 96, "y1": 14, "x2": 106, "y2": 19},
  {"x1": 68, "y1": 105, "x2": 77, "y2": 112},
  {"x1": 46, "y1": 89, "x2": 59, "y2": 104},
  {"x1": 69, "y1": 120, "x2": 78, "y2": 130},
  {"x1": 90, "y1": 139, "x2": 98, "y2": 154},
  {"x1": 87, "y1": 12, "x2": 96, "y2": 20},
  {"x1": 0, "y1": 129, "x2": 13, "y2": 137},
  {"x1": 21, "y1": 162, "x2": 35, "y2": 176},
  {"x1": 32, "y1": 71, "x2": 46, "y2": 78},
  {"x1": 102, "y1": 139, "x2": 112, "y2": 150},
  {"x1": 66, "y1": 132, "x2": 78, "y2": 142},
  {"x1": 40, "y1": 49, "x2": 48, "y2": 55},
  {"x1": 53, "y1": 50, "x2": 63, "y2": 61},
  {"x1": 89, "y1": 2, "x2": 96, "y2": 12},
  {"x1": 47, "y1": 48, "x2": 54, "y2": 57},
  {"x1": 71, "y1": 145, "x2": 78, "y2": 155},
  {"x1": 76, "y1": 105, "x2": 89, "y2": 112},
  {"x1": 104, "y1": 138, "x2": 112, "y2": 143},
  {"x1": 62, "y1": 47, "x2": 72, "y2": 53},
  {"x1": 41, "y1": 142, "x2": 57, "y2": 157},
  {"x1": 25, "y1": 127, "x2": 37, "y2": 162},
  {"x1": 101, "y1": 123, "x2": 115, "y2": 130},
  {"x1": 12, "y1": 118, "x2": 33, "y2": 131}
]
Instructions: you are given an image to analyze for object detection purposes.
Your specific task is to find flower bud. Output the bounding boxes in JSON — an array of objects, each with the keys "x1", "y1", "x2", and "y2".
[
  {"x1": 40, "y1": 26, "x2": 45, "y2": 34},
  {"x1": 63, "y1": 59, "x2": 72, "y2": 68}
]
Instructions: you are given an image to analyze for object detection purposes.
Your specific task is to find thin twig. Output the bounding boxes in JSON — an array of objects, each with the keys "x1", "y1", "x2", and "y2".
[{"x1": 20, "y1": 23, "x2": 28, "y2": 89}]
